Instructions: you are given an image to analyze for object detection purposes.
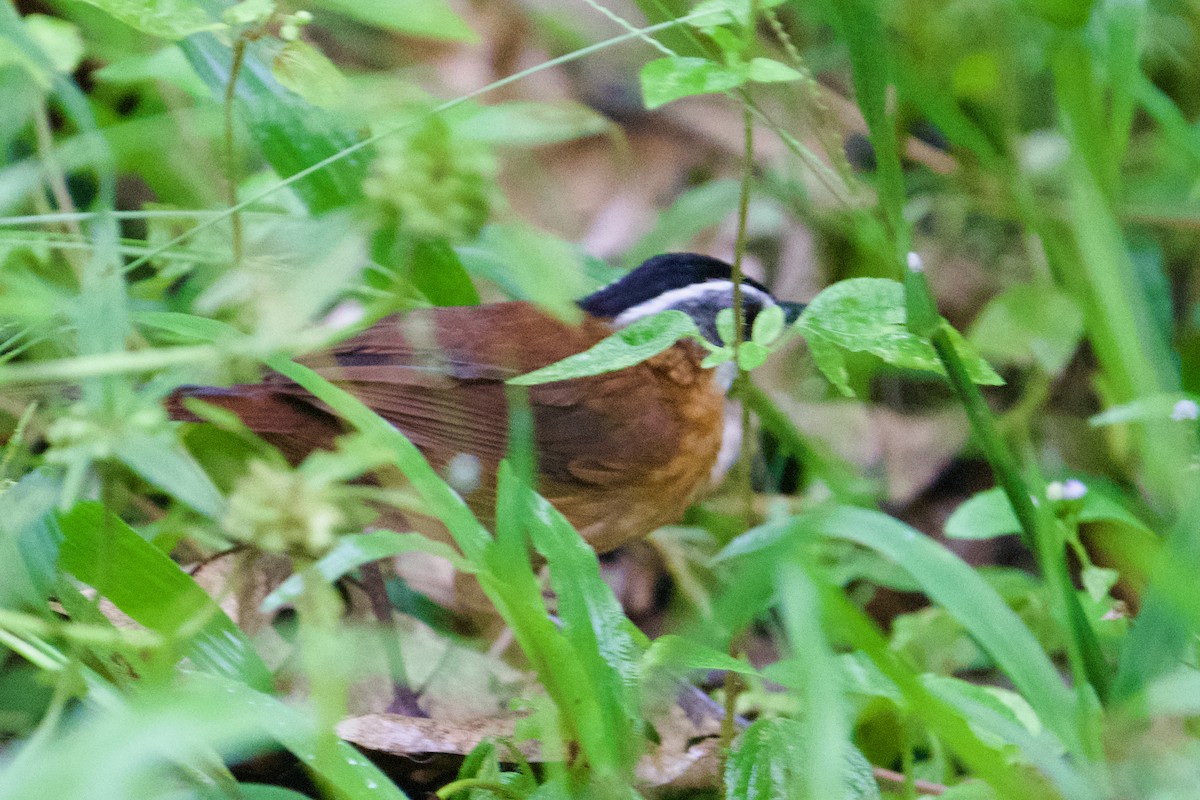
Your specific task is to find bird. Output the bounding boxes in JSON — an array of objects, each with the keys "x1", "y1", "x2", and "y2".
[{"x1": 170, "y1": 252, "x2": 796, "y2": 555}]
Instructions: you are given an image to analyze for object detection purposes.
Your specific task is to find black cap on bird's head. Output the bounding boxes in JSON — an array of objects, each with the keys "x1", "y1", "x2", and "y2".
[{"x1": 579, "y1": 252, "x2": 803, "y2": 345}]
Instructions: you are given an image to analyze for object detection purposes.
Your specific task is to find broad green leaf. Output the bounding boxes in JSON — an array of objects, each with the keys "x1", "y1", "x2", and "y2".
[
  {"x1": 455, "y1": 101, "x2": 610, "y2": 147},
  {"x1": 0, "y1": 470, "x2": 62, "y2": 611},
  {"x1": 308, "y1": 0, "x2": 475, "y2": 41},
  {"x1": 716, "y1": 507, "x2": 1081, "y2": 754},
  {"x1": 798, "y1": 278, "x2": 1002, "y2": 393},
  {"x1": 946, "y1": 483, "x2": 1155, "y2": 540},
  {"x1": 820, "y1": 507, "x2": 1083, "y2": 753},
  {"x1": 751, "y1": 303, "x2": 786, "y2": 345},
  {"x1": 716, "y1": 307, "x2": 737, "y2": 346},
  {"x1": 747, "y1": 57, "x2": 803, "y2": 83},
  {"x1": 56, "y1": 502, "x2": 273, "y2": 691},
  {"x1": 724, "y1": 717, "x2": 880, "y2": 800},
  {"x1": 969, "y1": 284, "x2": 1084, "y2": 374},
  {"x1": 944, "y1": 488, "x2": 1021, "y2": 540},
  {"x1": 262, "y1": 530, "x2": 475, "y2": 613},
  {"x1": 736, "y1": 340, "x2": 770, "y2": 370},
  {"x1": 114, "y1": 429, "x2": 226, "y2": 519},
  {"x1": 639, "y1": 56, "x2": 746, "y2": 109},
  {"x1": 804, "y1": 332, "x2": 852, "y2": 395},
  {"x1": 70, "y1": 0, "x2": 221, "y2": 39},
  {"x1": 408, "y1": 238, "x2": 481, "y2": 307},
  {"x1": 179, "y1": 35, "x2": 369, "y2": 213},
  {"x1": 271, "y1": 40, "x2": 348, "y2": 109},
  {"x1": 507, "y1": 310, "x2": 701, "y2": 385}
]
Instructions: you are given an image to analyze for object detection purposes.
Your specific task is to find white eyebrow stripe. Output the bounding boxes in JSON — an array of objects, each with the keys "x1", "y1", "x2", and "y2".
[{"x1": 610, "y1": 280, "x2": 775, "y2": 327}]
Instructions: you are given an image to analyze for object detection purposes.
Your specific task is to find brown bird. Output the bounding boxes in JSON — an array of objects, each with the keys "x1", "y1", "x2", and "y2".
[{"x1": 171, "y1": 253, "x2": 795, "y2": 554}]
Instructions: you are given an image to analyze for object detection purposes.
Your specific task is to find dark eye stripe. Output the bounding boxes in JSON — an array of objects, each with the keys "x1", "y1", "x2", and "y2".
[{"x1": 579, "y1": 253, "x2": 773, "y2": 318}]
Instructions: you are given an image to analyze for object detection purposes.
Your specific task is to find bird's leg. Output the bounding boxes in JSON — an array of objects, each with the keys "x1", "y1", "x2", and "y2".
[{"x1": 357, "y1": 558, "x2": 426, "y2": 717}]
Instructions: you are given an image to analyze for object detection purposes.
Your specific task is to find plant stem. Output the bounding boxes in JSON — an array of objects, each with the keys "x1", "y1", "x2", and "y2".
[
  {"x1": 224, "y1": 37, "x2": 247, "y2": 269},
  {"x1": 732, "y1": 105, "x2": 756, "y2": 531},
  {"x1": 930, "y1": 326, "x2": 1110, "y2": 719},
  {"x1": 437, "y1": 778, "x2": 525, "y2": 800}
]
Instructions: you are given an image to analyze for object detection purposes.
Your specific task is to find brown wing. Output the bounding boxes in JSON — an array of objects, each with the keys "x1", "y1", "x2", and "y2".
[{"x1": 171, "y1": 302, "x2": 724, "y2": 550}]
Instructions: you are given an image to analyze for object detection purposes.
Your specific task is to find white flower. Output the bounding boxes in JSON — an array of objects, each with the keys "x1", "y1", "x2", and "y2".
[
  {"x1": 1047, "y1": 479, "x2": 1087, "y2": 502},
  {"x1": 1171, "y1": 399, "x2": 1199, "y2": 421}
]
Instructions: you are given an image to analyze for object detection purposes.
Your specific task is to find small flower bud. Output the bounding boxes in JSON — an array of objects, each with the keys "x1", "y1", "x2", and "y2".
[{"x1": 1171, "y1": 399, "x2": 1199, "y2": 421}]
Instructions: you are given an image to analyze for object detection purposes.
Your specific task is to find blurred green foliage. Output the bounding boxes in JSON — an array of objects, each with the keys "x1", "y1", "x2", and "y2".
[{"x1": 3, "y1": 0, "x2": 1200, "y2": 798}]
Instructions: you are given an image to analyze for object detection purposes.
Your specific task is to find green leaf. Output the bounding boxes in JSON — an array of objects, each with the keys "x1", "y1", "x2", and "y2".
[
  {"x1": 179, "y1": 35, "x2": 369, "y2": 213},
  {"x1": 454, "y1": 101, "x2": 610, "y2": 147},
  {"x1": 308, "y1": 0, "x2": 475, "y2": 41},
  {"x1": 114, "y1": 429, "x2": 226, "y2": 519},
  {"x1": 0, "y1": 470, "x2": 62, "y2": 611},
  {"x1": 408, "y1": 238, "x2": 481, "y2": 307},
  {"x1": 968, "y1": 284, "x2": 1084, "y2": 374},
  {"x1": 944, "y1": 488, "x2": 1021, "y2": 540},
  {"x1": 716, "y1": 507, "x2": 1082, "y2": 755},
  {"x1": 508, "y1": 310, "x2": 701, "y2": 385},
  {"x1": 716, "y1": 307, "x2": 737, "y2": 346},
  {"x1": 946, "y1": 483, "x2": 1155, "y2": 540},
  {"x1": 798, "y1": 278, "x2": 1002, "y2": 392},
  {"x1": 736, "y1": 340, "x2": 769, "y2": 370},
  {"x1": 524, "y1": 487, "x2": 643, "y2": 767},
  {"x1": 700, "y1": 348, "x2": 734, "y2": 368},
  {"x1": 262, "y1": 530, "x2": 475, "y2": 613},
  {"x1": 1018, "y1": 0, "x2": 1095, "y2": 27},
  {"x1": 22, "y1": 14, "x2": 84, "y2": 74},
  {"x1": 725, "y1": 718, "x2": 880, "y2": 800},
  {"x1": 751, "y1": 303, "x2": 786, "y2": 345},
  {"x1": 776, "y1": 560, "x2": 862, "y2": 800},
  {"x1": 69, "y1": 0, "x2": 221, "y2": 39},
  {"x1": 688, "y1": 0, "x2": 786, "y2": 29},
  {"x1": 92, "y1": 46, "x2": 209, "y2": 97},
  {"x1": 487, "y1": 463, "x2": 628, "y2": 778},
  {"x1": 641, "y1": 634, "x2": 757, "y2": 675},
  {"x1": 639, "y1": 56, "x2": 746, "y2": 110},
  {"x1": 56, "y1": 502, "x2": 273, "y2": 691},
  {"x1": 271, "y1": 40, "x2": 349, "y2": 109},
  {"x1": 133, "y1": 310, "x2": 242, "y2": 346},
  {"x1": 746, "y1": 57, "x2": 803, "y2": 83},
  {"x1": 689, "y1": 0, "x2": 752, "y2": 28},
  {"x1": 805, "y1": 333, "x2": 853, "y2": 395},
  {"x1": 1081, "y1": 566, "x2": 1119, "y2": 602},
  {"x1": 0, "y1": 673, "x2": 405, "y2": 800}
]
